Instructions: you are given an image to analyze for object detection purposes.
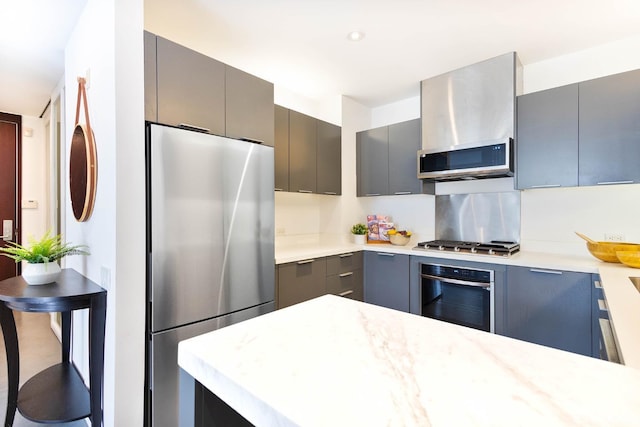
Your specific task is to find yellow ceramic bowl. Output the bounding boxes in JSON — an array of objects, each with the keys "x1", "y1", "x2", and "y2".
[
  {"x1": 389, "y1": 234, "x2": 410, "y2": 246},
  {"x1": 586, "y1": 241, "x2": 640, "y2": 263},
  {"x1": 616, "y1": 251, "x2": 640, "y2": 268}
]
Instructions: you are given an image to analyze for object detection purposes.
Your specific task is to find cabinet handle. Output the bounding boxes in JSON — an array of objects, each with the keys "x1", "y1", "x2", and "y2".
[
  {"x1": 529, "y1": 268, "x2": 562, "y2": 275},
  {"x1": 339, "y1": 272, "x2": 353, "y2": 278},
  {"x1": 598, "y1": 299, "x2": 608, "y2": 312},
  {"x1": 394, "y1": 191, "x2": 412, "y2": 195},
  {"x1": 339, "y1": 253, "x2": 353, "y2": 258},
  {"x1": 599, "y1": 318, "x2": 620, "y2": 363},
  {"x1": 338, "y1": 290, "x2": 354, "y2": 297},
  {"x1": 323, "y1": 192, "x2": 337, "y2": 195},
  {"x1": 274, "y1": 188, "x2": 284, "y2": 192},
  {"x1": 530, "y1": 184, "x2": 561, "y2": 188},
  {"x1": 240, "y1": 137, "x2": 264, "y2": 145},
  {"x1": 298, "y1": 189, "x2": 313, "y2": 193},
  {"x1": 377, "y1": 253, "x2": 395, "y2": 257},
  {"x1": 594, "y1": 280, "x2": 602, "y2": 289},
  {"x1": 365, "y1": 193, "x2": 381, "y2": 196},
  {"x1": 297, "y1": 259, "x2": 315, "y2": 265},
  {"x1": 597, "y1": 180, "x2": 634, "y2": 185},
  {"x1": 178, "y1": 123, "x2": 210, "y2": 133}
]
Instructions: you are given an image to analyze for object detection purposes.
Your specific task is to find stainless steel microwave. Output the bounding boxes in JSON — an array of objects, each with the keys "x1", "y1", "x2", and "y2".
[{"x1": 417, "y1": 137, "x2": 513, "y2": 180}]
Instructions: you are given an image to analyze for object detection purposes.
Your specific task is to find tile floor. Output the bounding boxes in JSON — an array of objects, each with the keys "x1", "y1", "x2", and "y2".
[{"x1": 0, "y1": 312, "x2": 86, "y2": 426}]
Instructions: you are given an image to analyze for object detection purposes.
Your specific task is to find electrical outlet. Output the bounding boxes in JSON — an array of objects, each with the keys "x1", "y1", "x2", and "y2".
[
  {"x1": 276, "y1": 227, "x2": 286, "y2": 236},
  {"x1": 604, "y1": 233, "x2": 625, "y2": 242}
]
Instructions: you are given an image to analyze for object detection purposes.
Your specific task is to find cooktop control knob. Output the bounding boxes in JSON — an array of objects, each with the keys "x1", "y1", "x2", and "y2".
[{"x1": 470, "y1": 247, "x2": 477, "y2": 253}]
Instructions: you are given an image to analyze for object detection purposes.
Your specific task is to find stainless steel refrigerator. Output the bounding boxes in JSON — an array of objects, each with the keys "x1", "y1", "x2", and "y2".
[{"x1": 145, "y1": 123, "x2": 274, "y2": 427}]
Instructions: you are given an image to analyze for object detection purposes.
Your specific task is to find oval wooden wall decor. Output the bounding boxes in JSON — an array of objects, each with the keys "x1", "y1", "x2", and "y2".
[{"x1": 69, "y1": 77, "x2": 98, "y2": 222}]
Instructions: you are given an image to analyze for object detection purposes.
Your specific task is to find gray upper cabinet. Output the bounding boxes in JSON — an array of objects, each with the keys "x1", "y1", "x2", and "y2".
[
  {"x1": 364, "y1": 251, "x2": 409, "y2": 312},
  {"x1": 289, "y1": 110, "x2": 317, "y2": 194},
  {"x1": 504, "y1": 266, "x2": 592, "y2": 356},
  {"x1": 274, "y1": 106, "x2": 289, "y2": 192},
  {"x1": 143, "y1": 31, "x2": 157, "y2": 122},
  {"x1": 516, "y1": 84, "x2": 579, "y2": 189},
  {"x1": 225, "y1": 66, "x2": 274, "y2": 146},
  {"x1": 357, "y1": 119, "x2": 422, "y2": 197},
  {"x1": 316, "y1": 119, "x2": 342, "y2": 195},
  {"x1": 155, "y1": 35, "x2": 226, "y2": 135},
  {"x1": 578, "y1": 69, "x2": 640, "y2": 186},
  {"x1": 388, "y1": 119, "x2": 422, "y2": 195},
  {"x1": 357, "y1": 126, "x2": 389, "y2": 196}
]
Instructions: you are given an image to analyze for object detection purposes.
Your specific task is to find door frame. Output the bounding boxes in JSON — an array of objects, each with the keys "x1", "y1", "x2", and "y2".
[{"x1": 0, "y1": 111, "x2": 22, "y2": 279}]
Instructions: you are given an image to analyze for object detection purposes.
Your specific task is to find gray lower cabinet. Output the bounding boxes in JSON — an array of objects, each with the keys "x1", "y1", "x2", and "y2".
[
  {"x1": 155, "y1": 34, "x2": 226, "y2": 135},
  {"x1": 225, "y1": 65, "x2": 274, "y2": 146},
  {"x1": 504, "y1": 266, "x2": 592, "y2": 356},
  {"x1": 516, "y1": 84, "x2": 579, "y2": 189},
  {"x1": 357, "y1": 119, "x2": 422, "y2": 197},
  {"x1": 274, "y1": 106, "x2": 289, "y2": 192},
  {"x1": 316, "y1": 119, "x2": 342, "y2": 195},
  {"x1": 143, "y1": 31, "x2": 157, "y2": 122},
  {"x1": 579, "y1": 69, "x2": 640, "y2": 186},
  {"x1": 277, "y1": 252, "x2": 363, "y2": 309},
  {"x1": 289, "y1": 110, "x2": 317, "y2": 193},
  {"x1": 277, "y1": 258, "x2": 327, "y2": 309},
  {"x1": 364, "y1": 251, "x2": 410, "y2": 312}
]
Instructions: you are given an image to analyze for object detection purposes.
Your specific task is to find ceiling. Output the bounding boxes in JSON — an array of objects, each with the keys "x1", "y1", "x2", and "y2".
[{"x1": 3, "y1": 0, "x2": 640, "y2": 117}]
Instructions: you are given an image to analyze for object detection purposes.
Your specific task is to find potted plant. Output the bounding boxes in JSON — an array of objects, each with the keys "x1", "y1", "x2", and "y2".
[
  {"x1": 351, "y1": 223, "x2": 367, "y2": 245},
  {"x1": 0, "y1": 231, "x2": 90, "y2": 285}
]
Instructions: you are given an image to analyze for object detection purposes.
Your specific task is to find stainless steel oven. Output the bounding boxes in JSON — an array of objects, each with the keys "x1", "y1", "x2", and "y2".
[{"x1": 420, "y1": 262, "x2": 494, "y2": 332}]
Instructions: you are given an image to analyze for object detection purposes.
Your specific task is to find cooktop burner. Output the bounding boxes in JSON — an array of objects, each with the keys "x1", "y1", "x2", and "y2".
[{"x1": 414, "y1": 240, "x2": 520, "y2": 257}]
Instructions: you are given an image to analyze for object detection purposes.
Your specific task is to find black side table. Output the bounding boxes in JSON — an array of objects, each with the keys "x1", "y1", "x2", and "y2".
[{"x1": 0, "y1": 268, "x2": 106, "y2": 427}]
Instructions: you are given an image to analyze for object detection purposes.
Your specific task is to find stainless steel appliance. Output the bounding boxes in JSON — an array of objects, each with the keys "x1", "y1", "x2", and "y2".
[
  {"x1": 419, "y1": 262, "x2": 494, "y2": 332},
  {"x1": 418, "y1": 138, "x2": 513, "y2": 180},
  {"x1": 145, "y1": 123, "x2": 275, "y2": 427},
  {"x1": 415, "y1": 240, "x2": 520, "y2": 257},
  {"x1": 419, "y1": 52, "x2": 522, "y2": 181}
]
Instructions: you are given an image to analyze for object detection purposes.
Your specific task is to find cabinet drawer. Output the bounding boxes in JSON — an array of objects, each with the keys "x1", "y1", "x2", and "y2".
[
  {"x1": 326, "y1": 269, "x2": 363, "y2": 301},
  {"x1": 277, "y1": 258, "x2": 327, "y2": 309},
  {"x1": 326, "y1": 252, "x2": 363, "y2": 275}
]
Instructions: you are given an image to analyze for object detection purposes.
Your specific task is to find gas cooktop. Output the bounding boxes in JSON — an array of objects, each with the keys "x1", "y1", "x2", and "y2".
[{"x1": 414, "y1": 240, "x2": 520, "y2": 257}]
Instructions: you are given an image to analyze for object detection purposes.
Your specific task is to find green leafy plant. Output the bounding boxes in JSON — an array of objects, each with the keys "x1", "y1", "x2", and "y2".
[
  {"x1": 351, "y1": 223, "x2": 367, "y2": 235},
  {"x1": 0, "y1": 231, "x2": 90, "y2": 264}
]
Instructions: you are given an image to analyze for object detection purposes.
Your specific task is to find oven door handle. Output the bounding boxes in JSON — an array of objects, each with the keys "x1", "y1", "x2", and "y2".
[{"x1": 420, "y1": 274, "x2": 491, "y2": 289}]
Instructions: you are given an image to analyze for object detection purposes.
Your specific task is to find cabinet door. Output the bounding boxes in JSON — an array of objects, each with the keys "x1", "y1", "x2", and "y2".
[
  {"x1": 364, "y1": 252, "x2": 409, "y2": 312},
  {"x1": 225, "y1": 66, "x2": 274, "y2": 146},
  {"x1": 156, "y1": 36, "x2": 225, "y2": 134},
  {"x1": 289, "y1": 110, "x2": 317, "y2": 193},
  {"x1": 143, "y1": 31, "x2": 157, "y2": 122},
  {"x1": 316, "y1": 119, "x2": 342, "y2": 195},
  {"x1": 388, "y1": 119, "x2": 421, "y2": 195},
  {"x1": 277, "y1": 258, "x2": 326, "y2": 309},
  {"x1": 516, "y1": 84, "x2": 579, "y2": 189},
  {"x1": 274, "y1": 106, "x2": 289, "y2": 192},
  {"x1": 505, "y1": 266, "x2": 592, "y2": 356},
  {"x1": 357, "y1": 127, "x2": 389, "y2": 196},
  {"x1": 579, "y1": 69, "x2": 640, "y2": 186}
]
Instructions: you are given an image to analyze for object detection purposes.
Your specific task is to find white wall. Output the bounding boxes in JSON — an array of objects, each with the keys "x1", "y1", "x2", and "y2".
[
  {"x1": 20, "y1": 116, "x2": 48, "y2": 241},
  {"x1": 64, "y1": 0, "x2": 145, "y2": 425},
  {"x1": 520, "y1": 34, "x2": 640, "y2": 255}
]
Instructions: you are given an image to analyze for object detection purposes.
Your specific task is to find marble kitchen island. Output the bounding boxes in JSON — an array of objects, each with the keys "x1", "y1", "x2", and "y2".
[{"x1": 178, "y1": 295, "x2": 640, "y2": 426}]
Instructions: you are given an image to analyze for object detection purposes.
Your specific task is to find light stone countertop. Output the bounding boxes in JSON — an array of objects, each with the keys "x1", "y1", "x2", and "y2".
[
  {"x1": 179, "y1": 294, "x2": 640, "y2": 427},
  {"x1": 275, "y1": 236, "x2": 640, "y2": 370}
]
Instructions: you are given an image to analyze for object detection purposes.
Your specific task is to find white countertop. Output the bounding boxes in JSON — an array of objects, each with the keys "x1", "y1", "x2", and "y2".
[
  {"x1": 275, "y1": 237, "x2": 640, "y2": 369},
  {"x1": 179, "y1": 295, "x2": 640, "y2": 427}
]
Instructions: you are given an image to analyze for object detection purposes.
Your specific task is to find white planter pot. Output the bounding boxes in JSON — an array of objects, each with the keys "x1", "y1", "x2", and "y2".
[
  {"x1": 352, "y1": 234, "x2": 366, "y2": 245},
  {"x1": 22, "y1": 262, "x2": 61, "y2": 285}
]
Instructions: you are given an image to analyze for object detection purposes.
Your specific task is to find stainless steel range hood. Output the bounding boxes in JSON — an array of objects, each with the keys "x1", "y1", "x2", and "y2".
[{"x1": 419, "y1": 52, "x2": 522, "y2": 181}]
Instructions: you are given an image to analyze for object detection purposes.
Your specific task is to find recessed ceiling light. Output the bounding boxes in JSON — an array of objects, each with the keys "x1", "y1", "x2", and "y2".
[{"x1": 347, "y1": 31, "x2": 365, "y2": 42}]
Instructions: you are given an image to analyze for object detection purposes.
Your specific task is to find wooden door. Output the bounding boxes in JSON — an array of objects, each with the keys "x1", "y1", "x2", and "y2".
[{"x1": 0, "y1": 112, "x2": 21, "y2": 280}]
